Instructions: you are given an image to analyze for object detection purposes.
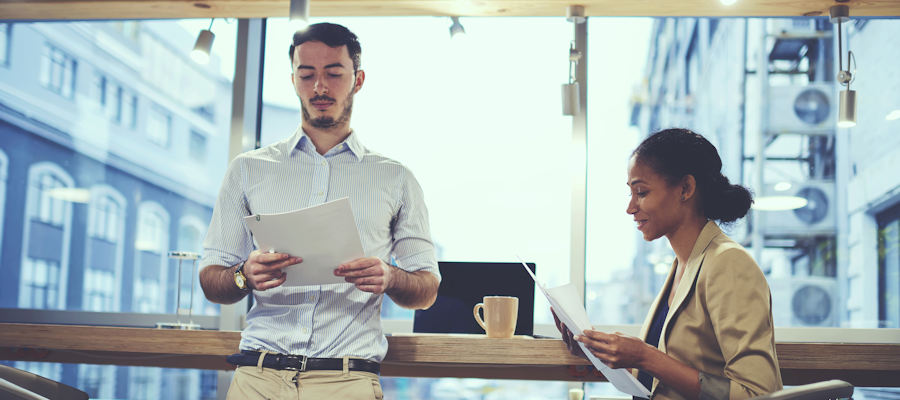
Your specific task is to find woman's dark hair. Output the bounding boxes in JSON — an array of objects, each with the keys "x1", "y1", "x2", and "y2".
[
  {"x1": 288, "y1": 23, "x2": 362, "y2": 74},
  {"x1": 632, "y1": 128, "x2": 753, "y2": 223}
]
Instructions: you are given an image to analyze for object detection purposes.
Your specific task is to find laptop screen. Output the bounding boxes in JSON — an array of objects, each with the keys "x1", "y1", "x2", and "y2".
[{"x1": 413, "y1": 261, "x2": 536, "y2": 336}]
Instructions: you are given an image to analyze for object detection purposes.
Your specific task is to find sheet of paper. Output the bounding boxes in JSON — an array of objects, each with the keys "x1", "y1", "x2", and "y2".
[
  {"x1": 244, "y1": 198, "x2": 364, "y2": 286},
  {"x1": 516, "y1": 257, "x2": 651, "y2": 398}
]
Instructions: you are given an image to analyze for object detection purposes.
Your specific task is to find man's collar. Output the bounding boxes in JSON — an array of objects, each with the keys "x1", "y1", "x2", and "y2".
[{"x1": 291, "y1": 126, "x2": 364, "y2": 162}]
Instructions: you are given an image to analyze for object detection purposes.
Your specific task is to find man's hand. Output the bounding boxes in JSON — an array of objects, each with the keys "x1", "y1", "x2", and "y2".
[
  {"x1": 334, "y1": 257, "x2": 393, "y2": 294},
  {"x1": 244, "y1": 250, "x2": 302, "y2": 291},
  {"x1": 552, "y1": 308, "x2": 588, "y2": 360}
]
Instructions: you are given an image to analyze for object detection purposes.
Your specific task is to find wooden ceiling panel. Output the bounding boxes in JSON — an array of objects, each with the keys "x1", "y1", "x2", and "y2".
[{"x1": 1, "y1": 0, "x2": 898, "y2": 21}]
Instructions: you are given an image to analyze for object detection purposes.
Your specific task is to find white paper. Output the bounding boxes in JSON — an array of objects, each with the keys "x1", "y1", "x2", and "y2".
[
  {"x1": 516, "y1": 256, "x2": 651, "y2": 398},
  {"x1": 244, "y1": 198, "x2": 364, "y2": 286}
]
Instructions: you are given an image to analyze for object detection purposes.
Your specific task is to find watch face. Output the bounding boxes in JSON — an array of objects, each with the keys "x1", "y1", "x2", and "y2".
[{"x1": 235, "y1": 274, "x2": 246, "y2": 289}]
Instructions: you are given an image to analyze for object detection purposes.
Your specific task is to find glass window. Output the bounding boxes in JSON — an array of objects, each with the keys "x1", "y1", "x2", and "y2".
[
  {"x1": 0, "y1": 23, "x2": 10, "y2": 66},
  {"x1": 147, "y1": 106, "x2": 172, "y2": 147},
  {"x1": 189, "y1": 130, "x2": 208, "y2": 162},
  {"x1": 134, "y1": 202, "x2": 168, "y2": 313},
  {"x1": 0, "y1": 149, "x2": 7, "y2": 271},
  {"x1": 585, "y1": 17, "x2": 900, "y2": 331},
  {"x1": 178, "y1": 215, "x2": 219, "y2": 316},
  {"x1": 83, "y1": 185, "x2": 126, "y2": 312},
  {"x1": 19, "y1": 163, "x2": 75, "y2": 310},
  {"x1": 39, "y1": 43, "x2": 77, "y2": 98},
  {"x1": 261, "y1": 17, "x2": 574, "y2": 326},
  {"x1": 0, "y1": 18, "x2": 235, "y2": 323},
  {"x1": 878, "y1": 203, "x2": 900, "y2": 328}
]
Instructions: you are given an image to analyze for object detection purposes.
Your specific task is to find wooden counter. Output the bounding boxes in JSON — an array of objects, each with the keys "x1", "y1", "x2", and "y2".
[{"x1": 1, "y1": 323, "x2": 898, "y2": 387}]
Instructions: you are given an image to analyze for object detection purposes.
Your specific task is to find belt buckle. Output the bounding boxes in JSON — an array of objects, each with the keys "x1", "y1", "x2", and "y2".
[{"x1": 285, "y1": 355, "x2": 308, "y2": 372}]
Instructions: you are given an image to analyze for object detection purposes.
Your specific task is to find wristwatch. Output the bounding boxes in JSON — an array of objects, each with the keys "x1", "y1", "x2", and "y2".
[{"x1": 234, "y1": 261, "x2": 250, "y2": 291}]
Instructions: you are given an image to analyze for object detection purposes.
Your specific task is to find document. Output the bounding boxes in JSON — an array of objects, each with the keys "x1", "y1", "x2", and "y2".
[
  {"x1": 517, "y1": 256, "x2": 651, "y2": 398},
  {"x1": 244, "y1": 198, "x2": 365, "y2": 286}
]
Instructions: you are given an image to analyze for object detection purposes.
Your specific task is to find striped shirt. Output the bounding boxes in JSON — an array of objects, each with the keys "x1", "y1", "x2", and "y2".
[{"x1": 201, "y1": 126, "x2": 440, "y2": 363}]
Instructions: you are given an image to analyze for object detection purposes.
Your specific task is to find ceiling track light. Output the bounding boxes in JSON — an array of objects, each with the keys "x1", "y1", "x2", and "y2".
[
  {"x1": 831, "y1": 5, "x2": 857, "y2": 128},
  {"x1": 449, "y1": 16, "x2": 466, "y2": 38},
  {"x1": 191, "y1": 18, "x2": 215, "y2": 65},
  {"x1": 290, "y1": 0, "x2": 311, "y2": 31},
  {"x1": 562, "y1": 5, "x2": 584, "y2": 116}
]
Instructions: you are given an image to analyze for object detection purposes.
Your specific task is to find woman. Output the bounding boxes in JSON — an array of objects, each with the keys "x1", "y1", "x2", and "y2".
[{"x1": 555, "y1": 128, "x2": 782, "y2": 400}]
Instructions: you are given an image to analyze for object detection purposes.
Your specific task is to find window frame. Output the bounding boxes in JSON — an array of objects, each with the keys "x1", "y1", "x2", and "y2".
[{"x1": 0, "y1": 17, "x2": 897, "y2": 352}]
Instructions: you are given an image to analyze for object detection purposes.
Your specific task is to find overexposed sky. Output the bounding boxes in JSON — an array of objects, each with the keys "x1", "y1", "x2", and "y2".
[{"x1": 179, "y1": 17, "x2": 654, "y2": 321}]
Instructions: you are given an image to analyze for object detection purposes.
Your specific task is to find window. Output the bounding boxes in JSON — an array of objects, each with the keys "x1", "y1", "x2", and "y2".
[
  {"x1": 878, "y1": 203, "x2": 900, "y2": 328},
  {"x1": 0, "y1": 23, "x2": 10, "y2": 66},
  {"x1": 112, "y1": 20, "x2": 140, "y2": 42},
  {"x1": 0, "y1": 150, "x2": 7, "y2": 271},
  {"x1": 19, "y1": 163, "x2": 74, "y2": 310},
  {"x1": 83, "y1": 186, "x2": 127, "y2": 312},
  {"x1": 77, "y1": 364, "x2": 115, "y2": 399},
  {"x1": 147, "y1": 106, "x2": 171, "y2": 147},
  {"x1": 134, "y1": 202, "x2": 169, "y2": 313},
  {"x1": 39, "y1": 43, "x2": 77, "y2": 98},
  {"x1": 93, "y1": 74, "x2": 137, "y2": 128},
  {"x1": 178, "y1": 215, "x2": 218, "y2": 316},
  {"x1": 0, "y1": 18, "x2": 235, "y2": 398},
  {"x1": 189, "y1": 130, "x2": 207, "y2": 162}
]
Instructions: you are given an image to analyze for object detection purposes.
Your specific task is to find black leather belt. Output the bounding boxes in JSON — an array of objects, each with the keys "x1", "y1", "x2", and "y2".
[{"x1": 226, "y1": 351, "x2": 380, "y2": 375}]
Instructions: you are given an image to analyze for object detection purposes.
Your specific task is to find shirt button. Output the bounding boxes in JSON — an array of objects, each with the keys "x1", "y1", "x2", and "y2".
[
  {"x1": 317, "y1": 191, "x2": 323, "y2": 196},
  {"x1": 301, "y1": 328, "x2": 308, "y2": 334},
  {"x1": 308, "y1": 295, "x2": 315, "y2": 301},
  {"x1": 321, "y1": 161, "x2": 326, "y2": 166}
]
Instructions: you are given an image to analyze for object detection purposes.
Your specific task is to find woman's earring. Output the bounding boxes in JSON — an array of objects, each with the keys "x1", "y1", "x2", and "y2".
[{"x1": 681, "y1": 196, "x2": 685, "y2": 200}]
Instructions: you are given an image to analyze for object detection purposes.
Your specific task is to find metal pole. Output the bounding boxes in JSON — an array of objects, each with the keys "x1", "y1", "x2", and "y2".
[
  {"x1": 570, "y1": 18, "x2": 588, "y2": 304},
  {"x1": 752, "y1": 19, "x2": 768, "y2": 264}
]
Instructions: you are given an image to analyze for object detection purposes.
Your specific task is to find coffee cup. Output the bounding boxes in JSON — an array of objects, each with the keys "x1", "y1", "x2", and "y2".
[{"x1": 473, "y1": 296, "x2": 519, "y2": 339}]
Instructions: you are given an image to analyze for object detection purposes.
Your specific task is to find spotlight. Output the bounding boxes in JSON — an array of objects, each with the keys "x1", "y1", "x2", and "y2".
[
  {"x1": 831, "y1": 5, "x2": 857, "y2": 128},
  {"x1": 191, "y1": 19, "x2": 216, "y2": 65},
  {"x1": 774, "y1": 182, "x2": 792, "y2": 192},
  {"x1": 449, "y1": 17, "x2": 465, "y2": 38},
  {"x1": 720, "y1": 0, "x2": 737, "y2": 5},
  {"x1": 887, "y1": 110, "x2": 900, "y2": 121},
  {"x1": 290, "y1": 0, "x2": 310, "y2": 32}
]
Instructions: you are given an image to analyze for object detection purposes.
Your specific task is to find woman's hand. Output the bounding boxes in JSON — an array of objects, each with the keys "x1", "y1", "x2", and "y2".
[
  {"x1": 551, "y1": 308, "x2": 587, "y2": 360},
  {"x1": 574, "y1": 330, "x2": 653, "y2": 370}
]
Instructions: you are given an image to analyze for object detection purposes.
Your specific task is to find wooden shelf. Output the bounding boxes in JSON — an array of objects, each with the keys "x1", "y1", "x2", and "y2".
[
  {"x1": 1, "y1": 323, "x2": 898, "y2": 386},
  {"x1": 2, "y1": 0, "x2": 899, "y2": 21}
]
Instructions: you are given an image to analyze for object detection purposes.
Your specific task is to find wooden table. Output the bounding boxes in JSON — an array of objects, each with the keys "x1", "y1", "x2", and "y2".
[{"x1": 1, "y1": 323, "x2": 898, "y2": 387}]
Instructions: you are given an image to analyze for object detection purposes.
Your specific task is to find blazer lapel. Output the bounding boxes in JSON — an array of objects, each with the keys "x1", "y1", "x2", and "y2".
[
  {"x1": 634, "y1": 260, "x2": 677, "y2": 380},
  {"x1": 651, "y1": 221, "x2": 722, "y2": 393}
]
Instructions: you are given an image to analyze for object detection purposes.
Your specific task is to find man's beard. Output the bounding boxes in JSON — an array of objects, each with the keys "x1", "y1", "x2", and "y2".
[{"x1": 300, "y1": 90, "x2": 354, "y2": 131}]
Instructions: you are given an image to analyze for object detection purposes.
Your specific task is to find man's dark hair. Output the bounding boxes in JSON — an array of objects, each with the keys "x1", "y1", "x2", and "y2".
[{"x1": 288, "y1": 23, "x2": 361, "y2": 74}]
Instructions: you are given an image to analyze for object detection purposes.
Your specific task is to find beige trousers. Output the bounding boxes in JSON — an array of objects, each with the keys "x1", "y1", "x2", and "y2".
[{"x1": 226, "y1": 355, "x2": 383, "y2": 400}]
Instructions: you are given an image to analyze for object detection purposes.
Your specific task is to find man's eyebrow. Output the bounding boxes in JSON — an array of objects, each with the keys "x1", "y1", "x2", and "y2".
[{"x1": 296, "y1": 63, "x2": 346, "y2": 71}]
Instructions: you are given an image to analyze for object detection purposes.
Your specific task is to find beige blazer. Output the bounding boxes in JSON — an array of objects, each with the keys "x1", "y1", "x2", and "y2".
[{"x1": 635, "y1": 221, "x2": 783, "y2": 400}]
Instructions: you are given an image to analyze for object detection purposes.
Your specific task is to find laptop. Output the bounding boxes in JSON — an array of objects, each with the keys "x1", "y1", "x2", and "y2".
[{"x1": 413, "y1": 261, "x2": 536, "y2": 336}]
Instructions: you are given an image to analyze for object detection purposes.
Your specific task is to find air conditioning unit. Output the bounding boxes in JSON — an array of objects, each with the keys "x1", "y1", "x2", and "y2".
[
  {"x1": 769, "y1": 276, "x2": 838, "y2": 327},
  {"x1": 761, "y1": 180, "x2": 836, "y2": 236},
  {"x1": 768, "y1": 83, "x2": 836, "y2": 135}
]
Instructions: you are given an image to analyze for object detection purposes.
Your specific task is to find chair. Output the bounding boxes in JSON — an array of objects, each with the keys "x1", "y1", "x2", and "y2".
[
  {"x1": 750, "y1": 380, "x2": 854, "y2": 400},
  {"x1": 0, "y1": 364, "x2": 89, "y2": 400}
]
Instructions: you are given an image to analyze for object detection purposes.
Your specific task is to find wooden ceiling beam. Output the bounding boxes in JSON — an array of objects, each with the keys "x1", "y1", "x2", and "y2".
[{"x1": 1, "y1": 0, "x2": 898, "y2": 21}]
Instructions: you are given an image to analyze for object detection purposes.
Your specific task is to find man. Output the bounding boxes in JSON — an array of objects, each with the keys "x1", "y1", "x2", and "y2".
[{"x1": 199, "y1": 22, "x2": 440, "y2": 399}]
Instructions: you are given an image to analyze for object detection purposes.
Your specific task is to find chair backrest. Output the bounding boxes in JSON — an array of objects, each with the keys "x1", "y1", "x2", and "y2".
[
  {"x1": 0, "y1": 365, "x2": 89, "y2": 400},
  {"x1": 750, "y1": 380, "x2": 854, "y2": 400}
]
